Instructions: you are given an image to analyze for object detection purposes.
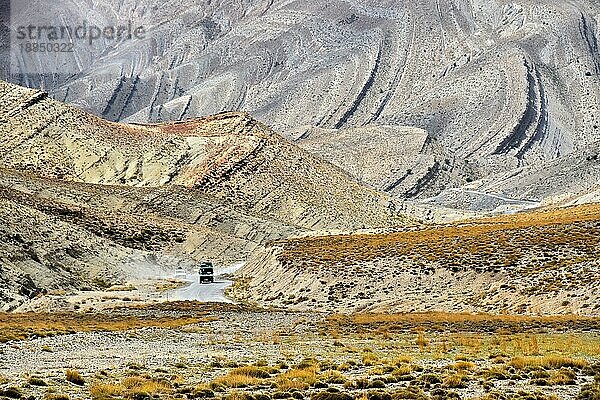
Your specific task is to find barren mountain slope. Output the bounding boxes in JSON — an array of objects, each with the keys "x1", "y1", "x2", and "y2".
[
  {"x1": 0, "y1": 179, "x2": 166, "y2": 311},
  {"x1": 293, "y1": 124, "x2": 600, "y2": 213},
  {"x1": 8, "y1": 0, "x2": 600, "y2": 199},
  {"x1": 234, "y1": 204, "x2": 600, "y2": 315},
  {"x1": 290, "y1": 125, "x2": 434, "y2": 194},
  {"x1": 0, "y1": 167, "x2": 305, "y2": 310},
  {"x1": 474, "y1": 141, "x2": 600, "y2": 206},
  {"x1": 0, "y1": 79, "x2": 414, "y2": 309},
  {"x1": 410, "y1": 139, "x2": 600, "y2": 213},
  {"x1": 0, "y1": 80, "x2": 408, "y2": 231}
]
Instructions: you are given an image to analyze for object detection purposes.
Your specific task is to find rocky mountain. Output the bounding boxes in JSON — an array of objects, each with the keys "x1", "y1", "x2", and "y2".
[
  {"x1": 289, "y1": 124, "x2": 433, "y2": 195},
  {"x1": 0, "y1": 79, "x2": 409, "y2": 309},
  {"x1": 0, "y1": 165, "x2": 299, "y2": 309},
  {"x1": 6, "y1": 0, "x2": 600, "y2": 205}
]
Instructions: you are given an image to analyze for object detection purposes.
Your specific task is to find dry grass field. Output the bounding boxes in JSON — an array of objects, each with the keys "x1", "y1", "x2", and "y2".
[
  {"x1": 277, "y1": 204, "x2": 600, "y2": 272},
  {"x1": 0, "y1": 305, "x2": 599, "y2": 400},
  {"x1": 0, "y1": 302, "x2": 240, "y2": 342}
]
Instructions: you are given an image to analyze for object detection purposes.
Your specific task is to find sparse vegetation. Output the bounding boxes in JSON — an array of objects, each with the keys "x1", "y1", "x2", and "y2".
[
  {"x1": 260, "y1": 204, "x2": 600, "y2": 314},
  {"x1": 278, "y1": 204, "x2": 600, "y2": 270},
  {"x1": 0, "y1": 387, "x2": 23, "y2": 399},
  {"x1": 0, "y1": 302, "x2": 228, "y2": 342},
  {"x1": 89, "y1": 382, "x2": 124, "y2": 400},
  {"x1": 325, "y1": 313, "x2": 600, "y2": 335},
  {"x1": 510, "y1": 356, "x2": 588, "y2": 370},
  {"x1": 1, "y1": 305, "x2": 599, "y2": 400},
  {"x1": 107, "y1": 284, "x2": 137, "y2": 292},
  {"x1": 44, "y1": 394, "x2": 70, "y2": 400},
  {"x1": 578, "y1": 375, "x2": 600, "y2": 400},
  {"x1": 66, "y1": 369, "x2": 85, "y2": 385},
  {"x1": 28, "y1": 376, "x2": 48, "y2": 386},
  {"x1": 89, "y1": 376, "x2": 172, "y2": 399},
  {"x1": 275, "y1": 366, "x2": 319, "y2": 391},
  {"x1": 212, "y1": 370, "x2": 262, "y2": 389}
]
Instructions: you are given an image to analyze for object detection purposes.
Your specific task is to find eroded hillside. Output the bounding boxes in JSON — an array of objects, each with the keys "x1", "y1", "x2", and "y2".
[
  {"x1": 0, "y1": 80, "x2": 408, "y2": 231},
  {"x1": 0, "y1": 167, "x2": 301, "y2": 309},
  {"x1": 0, "y1": 80, "x2": 411, "y2": 309},
  {"x1": 8, "y1": 0, "x2": 600, "y2": 203},
  {"x1": 234, "y1": 204, "x2": 600, "y2": 315}
]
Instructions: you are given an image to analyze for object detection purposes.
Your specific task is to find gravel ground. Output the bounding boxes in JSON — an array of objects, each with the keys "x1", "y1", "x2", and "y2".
[{"x1": 0, "y1": 308, "x2": 598, "y2": 400}]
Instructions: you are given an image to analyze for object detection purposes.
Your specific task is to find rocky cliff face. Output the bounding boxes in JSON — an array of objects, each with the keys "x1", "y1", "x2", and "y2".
[{"x1": 8, "y1": 0, "x2": 600, "y2": 202}]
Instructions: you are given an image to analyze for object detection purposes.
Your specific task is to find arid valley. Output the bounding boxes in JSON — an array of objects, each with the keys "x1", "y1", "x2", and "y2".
[{"x1": 1, "y1": 0, "x2": 600, "y2": 399}]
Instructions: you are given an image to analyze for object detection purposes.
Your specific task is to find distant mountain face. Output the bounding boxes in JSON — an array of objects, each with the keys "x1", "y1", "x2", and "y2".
[{"x1": 6, "y1": 0, "x2": 600, "y2": 202}]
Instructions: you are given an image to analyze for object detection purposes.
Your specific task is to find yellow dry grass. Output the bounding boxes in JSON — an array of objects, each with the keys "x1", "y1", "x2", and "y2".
[
  {"x1": 123, "y1": 377, "x2": 171, "y2": 395},
  {"x1": 452, "y1": 361, "x2": 477, "y2": 371},
  {"x1": 393, "y1": 355, "x2": 413, "y2": 365},
  {"x1": 509, "y1": 356, "x2": 588, "y2": 370},
  {"x1": 0, "y1": 311, "x2": 209, "y2": 342},
  {"x1": 443, "y1": 373, "x2": 467, "y2": 388},
  {"x1": 212, "y1": 373, "x2": 261, "y2": 389},
  {"x1": 274, "y1": 366, "x2": 319, "y2": 391},
  {"x1": 89, "y1": 382, "x2": 123, "y2": 399},
  {"x1": 230, "y1": 366, "x2": 271, "y2": 379},
  {"x1": 347, "y1": 312, "x2": 599, "y2": 326},
  {"x1": 276, "y1": 204, "x2": 600, "y2": 281},
  {"x1": 392, "y1": 364, "x2": 415, "y2": 376},
  {"x1": 323, "y1": 313, "x2": 600, "y2": 339},
  {"x1": 65, "y1": 369, "x2": 84, "y2": 385},
  {"x1": 89, "y1": 376, "x2": 171, "y2": 399},
  {"x1": 361, "y1": 353, "x2": 380, "y2": 366}
]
